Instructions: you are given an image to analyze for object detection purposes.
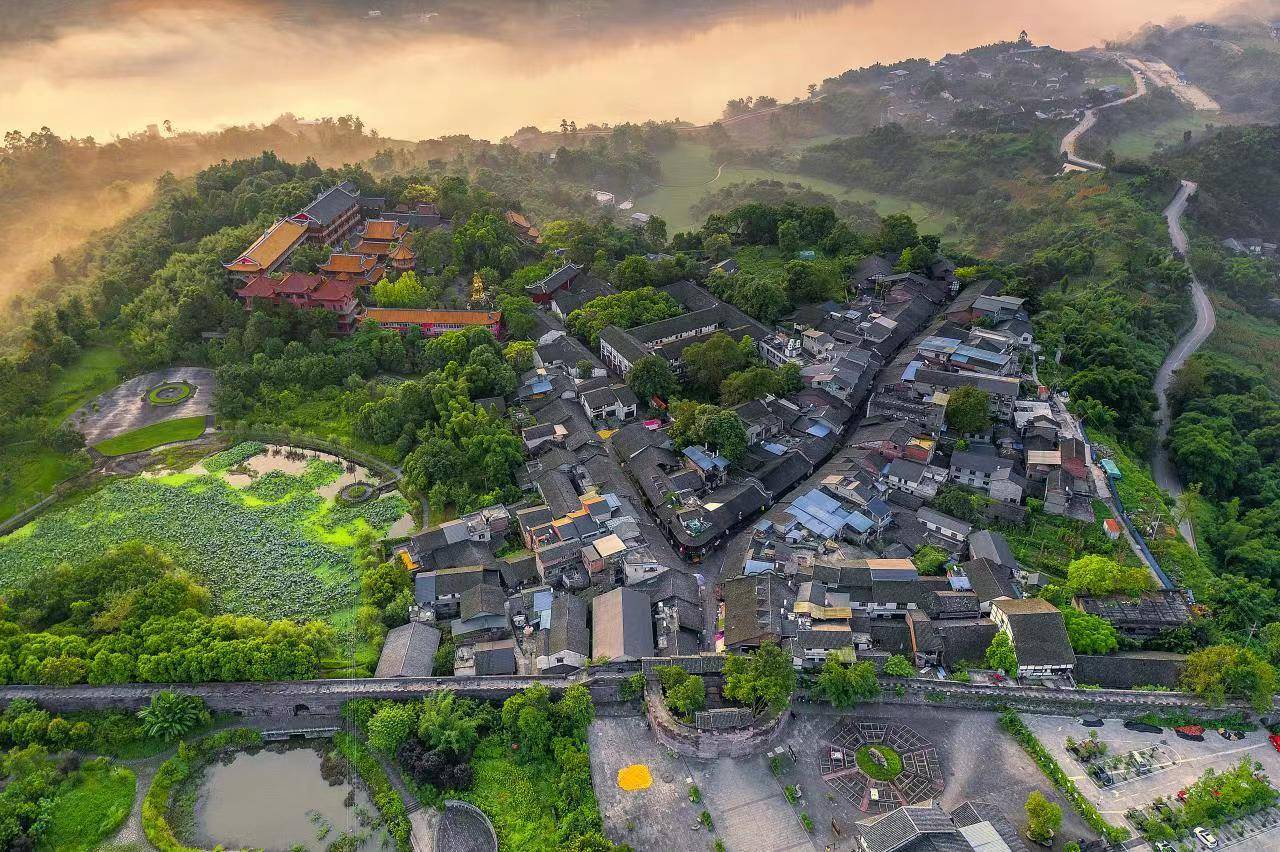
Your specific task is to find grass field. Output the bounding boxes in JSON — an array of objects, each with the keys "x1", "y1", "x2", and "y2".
[
  {"x1": 92, "y1": 415, "x2": 207, "y2": 456},
  {"x1": 0, "y1": 344, "x2": 128, "y2": 519},
  {"x1": 636, "y1": 142, "x2": 953, "y2": 234},
  {"x1": 1106, "y1": 111, "x2": 1218, "y2": 160},
  {"x1": 38, "y1": 763, "x2": 136, "y2": 852}
]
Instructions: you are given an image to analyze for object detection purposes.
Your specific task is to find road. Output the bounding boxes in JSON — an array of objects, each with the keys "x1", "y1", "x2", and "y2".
[
  {"x1": 1152, "y1": 179, "x2": 1216, "y2": 549},
  {"x1": 1057, "y1": 55, "x2": 1218, "y2": 552},
  {"x1": 1058, "y1": 56, "x2": 1149, "y2": 168}
]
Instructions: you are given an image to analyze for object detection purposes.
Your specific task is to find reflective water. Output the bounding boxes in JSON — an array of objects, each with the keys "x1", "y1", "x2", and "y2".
[
  {"x1": 195, "y1": 745, "x2": 387, "y2": 852},
  {"x1": 2, "y1": 0, "x2": 1233, "y2": 141}
]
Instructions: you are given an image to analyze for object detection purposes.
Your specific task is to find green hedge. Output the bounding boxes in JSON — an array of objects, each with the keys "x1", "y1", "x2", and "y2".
[
  {"x1": 142, "y1": 728, "x2": 263, "y2": 852},
  {"x1": 334, "y1": 731, "x2": 412, "y2": 851},
  {"x1": 999, "y1": 711, "x2": 1130, "y2": 844}
]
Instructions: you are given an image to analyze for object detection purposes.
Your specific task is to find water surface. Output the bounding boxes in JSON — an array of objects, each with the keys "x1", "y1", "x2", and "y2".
[{"x1": 196, "y1": 745, "x2": 386, "y2": 852}]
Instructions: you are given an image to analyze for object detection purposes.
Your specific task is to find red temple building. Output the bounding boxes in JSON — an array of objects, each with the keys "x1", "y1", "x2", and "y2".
[
  {"x1": 361, "y1": 308, "x2": 502, "y2": 338},
  {"x1": 235, "y1": 272, "x2": 361, "y2": 333}
]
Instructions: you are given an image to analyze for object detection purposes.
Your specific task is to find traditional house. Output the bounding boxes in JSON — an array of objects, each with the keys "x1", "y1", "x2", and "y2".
[
  {"x1": 535, "y1": 594, "x2": 590, "y2": 674},
  {"x1": 388, "y1": 241, "x2": 417, "y2": 272},
  {"x1": 527, "y1": 263, "x2": 584, "y2": 304},
  {"x1": 1073, "y1": 590, "x2": 1192, "y2": 639},
  {"x1": 374, "y1": 622, "x2": 441, "y2": 678},
  {"x1": 990, "y1": 597, "x2": 1075, "y2": 678},
  {"x1": 580, "y1": 385, "x2": 639, "y2": 422},
  {"x1": 591, "y1": 587, "x2": 655, "y2": 662}
]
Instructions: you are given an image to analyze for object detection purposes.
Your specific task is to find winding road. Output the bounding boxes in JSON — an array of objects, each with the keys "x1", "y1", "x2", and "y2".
[
  {"x1": 1058, "y1": 57, "x2": 1217, "y2": 552},
  {"x1": 1153, "y1": 180, "x2": 1216, "y2": 548}
]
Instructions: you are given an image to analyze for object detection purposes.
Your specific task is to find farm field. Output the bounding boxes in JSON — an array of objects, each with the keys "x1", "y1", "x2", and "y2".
[
  {"x1": 635, "y1": 142, "x2": 953, "y2": 233},
  {"x1": 0, "y1": 442, "x2": 412, "y2": 622},
  {"x1": 92, "y1": 415, "x2": 207, "y2": 456}
]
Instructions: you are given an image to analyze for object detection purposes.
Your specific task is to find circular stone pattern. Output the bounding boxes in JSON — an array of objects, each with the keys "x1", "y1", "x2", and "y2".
[
  {"x1": 818, "y1": 721, "x2": 944, "y2": 813},
  {"x1": 146, "y1": 381, "x2": 195, "y2": 406},
  {"x1": 337, "y1": 481, "x2": 376, "y2": 505}
]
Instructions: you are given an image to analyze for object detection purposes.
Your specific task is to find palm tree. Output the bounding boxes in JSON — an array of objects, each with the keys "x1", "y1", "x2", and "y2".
[{"x1": 137, "y1": 691, "x2": 210, "y2": 741}]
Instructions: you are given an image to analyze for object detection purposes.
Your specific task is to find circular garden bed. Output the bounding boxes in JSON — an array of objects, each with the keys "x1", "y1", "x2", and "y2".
[
  {"x1": 146, "y1": 381, "x2": 195, "y2": 407},
  {"x1": 855, "y1": 744, "x2": 903, "y2": 781},
  {"x1": 337, "y1": 481, "x2": 376, "y2": 505}
]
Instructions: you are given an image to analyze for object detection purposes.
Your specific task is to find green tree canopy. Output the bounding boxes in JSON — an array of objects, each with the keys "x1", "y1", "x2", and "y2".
[
  {"x1": 944, "y1": 386, "x2": 992, "y2": 436},
  {"x1": 722, "y1": 642, "x2": 796, "y2": 713}
]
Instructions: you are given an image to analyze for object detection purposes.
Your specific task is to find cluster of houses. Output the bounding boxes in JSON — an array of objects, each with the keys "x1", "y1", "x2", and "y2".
[
  {"x1": 360, "y1": 207, "x2": 1195, "y2": 695},
  {"x1": 225, "y1": 180, "x2": 507, "y2": 337},
  {"x1": 376, "y1": 496, "x2": 703, "y2": 678}
]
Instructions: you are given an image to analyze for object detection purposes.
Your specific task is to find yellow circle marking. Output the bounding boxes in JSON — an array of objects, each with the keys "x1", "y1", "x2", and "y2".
[{"x1": 617, "y1": 763, "x2": 653, "y2": 791}]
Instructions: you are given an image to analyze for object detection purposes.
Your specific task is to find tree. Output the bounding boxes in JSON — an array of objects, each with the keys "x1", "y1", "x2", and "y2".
[
  {"x1": 373, "y1": 271, "x2": 439, "y2": 308},
  {"x1": 783, "y1": 260, "x2": 835, "y2": 304},
  {"x1": 683, "y1": 332, "x2": 756, "y2": 396},
  {"x1": 913, "y1": 545, "x2": 950, "y2": 576},
  {"x1": 417, "y1": 693, "x2": 483, "y2": 757},
  {"x1": 883, "y1": 655, "x2": 915, "y2": 678},
  {"x1": 985, "y1": 632, "x2": 1018, "y2": 676},
  {"x1": 1064, "y1": 555, "x2": 1155, "y2": 598},
  {"x1": 721, "y1": 642, "x2": 796, "y2": 713},
  {"x1": 289, "y1": 242, "x2": 331, "y2": 273},
  {"x1": 626, "y1": 355, "x2": 680, "y2": 405},
  {"x1": 876, "y1": 214, "x2": 919, "y2": 255},
  {"x1": 777, "y1": 220, "x2": 802, "y2": 256},
  {"x1": 496, "y1": 294, "x2": 538, "y2": 341},
  {"x1": 813, "y1": 658, "x2": 879, "y2": 708},
  {"x1": 368, "y1": 702, "x2": 418, "y2": 754},
  {"x1": 554, "y1": 684, "x2": 595, "y2": 740},
  {"x1": 504, "y1": 340, "x2": 535, "y2": 374},
  {"x1": 1182, "y1": 644, "x2": 1278, "y2": 711},
  {"x1": 655, "y1": 667, "x2": 707, "y2": 718},
  {"x1": 945, "y1": 386, "x2": 991, "y2": 435},
  {"x1": 612, "y1": 255, "x2": 655, "y2": 290},
  {"x1": 667, "y1": 400, "x2": 749, "y2": 463},
  {"x1": 720, "y1": 366, "x2": 783, "y2": 406},
  {"x1": 1061, "y1": 608, "x2": 1119, "y2": 654},
  {"x1": 1025, "y1": 791, "x2": 1061, "y2": 843},
  {"x1": 136, "y1": 691, "x2": 210, "y2": 741}
]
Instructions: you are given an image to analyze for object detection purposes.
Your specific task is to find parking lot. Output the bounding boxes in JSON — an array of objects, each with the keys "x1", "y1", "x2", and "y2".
[{"x1": 1023, "y1": 715, "x2": 1280, "y2": 851}]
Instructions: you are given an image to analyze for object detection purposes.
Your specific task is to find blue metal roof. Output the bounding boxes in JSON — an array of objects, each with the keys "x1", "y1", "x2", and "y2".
[
  {"x1": 903, "y1": 360, "x2": 922, "y2": 381},
  {"x1": 744, "y1": 559, "x2": 774, "y2": 575},
  {"x1": 805, "y1": 423, "x2": 832, "y2": 438},
  {"x1": 683, "y1": 445, "x2": 730, "y2": 471},
  {"x1": 762, "y1": 442, "x2": 788, "y2": 456}
]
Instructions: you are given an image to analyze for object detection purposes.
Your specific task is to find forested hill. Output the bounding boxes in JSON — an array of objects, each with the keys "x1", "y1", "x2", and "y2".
[{"x1": 1157, "y1": 125, "x2": 1280, "y2": 237}]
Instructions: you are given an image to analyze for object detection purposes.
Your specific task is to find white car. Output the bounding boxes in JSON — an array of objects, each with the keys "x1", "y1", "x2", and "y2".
[{"x1": 1193, "y1": 826, "x2": 1219, "y2": 848}]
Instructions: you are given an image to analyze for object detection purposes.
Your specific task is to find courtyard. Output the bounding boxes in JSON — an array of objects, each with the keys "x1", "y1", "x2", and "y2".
[
  {"x1": 589, "y1": 705, "x2": 1098, "y2": 851},
  {"x1": 69, "y1": 366, "x2": 217, "y2": 445}
]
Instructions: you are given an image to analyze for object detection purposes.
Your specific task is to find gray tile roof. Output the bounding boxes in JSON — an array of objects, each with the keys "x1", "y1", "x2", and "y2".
[
  {"x1": 591, "y1": 587, "x2": 655, "y2": 661},
  {"x1": 375, "y1": 622, "x2": 441, "y2": 678}
]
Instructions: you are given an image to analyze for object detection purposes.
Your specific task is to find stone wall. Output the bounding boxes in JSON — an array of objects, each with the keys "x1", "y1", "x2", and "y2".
[{"x1": 645, "y1": 686, "x2": 790, "y2": 759}]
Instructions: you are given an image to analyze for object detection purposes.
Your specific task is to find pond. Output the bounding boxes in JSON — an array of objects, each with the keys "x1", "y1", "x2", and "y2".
[{"x1": 194, "y1": 745, "x2": 389, "y2": 852}]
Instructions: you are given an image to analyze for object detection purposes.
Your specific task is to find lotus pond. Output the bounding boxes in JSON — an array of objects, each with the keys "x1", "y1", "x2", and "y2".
[{"x1": 0, "y1": 443, "x2": 414, "y2": 621}]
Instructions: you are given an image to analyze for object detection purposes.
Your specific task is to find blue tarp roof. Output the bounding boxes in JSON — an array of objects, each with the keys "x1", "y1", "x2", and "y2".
[
  {"x1": 683, "y1": 445, "x2": 730, "y2": 471},
  {"x1": 903, "y1": 360, "x2": 922, "y2": 381},
  {"x1": 762, "y1": 442, "x2": 788, "y2": 456},
  {"x1": 786, "y1": 488, "x2": 862, "y2": 539},
  {"x1": 744, "y1": 559, "x2": 774, "y2": 575},
  {"x1": 806, "y1": 423, "x2": 832, "y2": 438}
]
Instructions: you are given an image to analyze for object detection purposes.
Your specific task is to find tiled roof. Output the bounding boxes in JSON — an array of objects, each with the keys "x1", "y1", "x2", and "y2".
[
  {"x1": 375, "y1": 622, "x2": 441, "y2": 677},
  {"x1": 225, "y1": 219, "x2": 308, "y2": 273},
  {"x1": 362, "y1": 308, "x2": 501, "y2": 326},
  {"x1": 320, "y1": 253, "x2": 378, "y2": 275},
  {"x1": 360, "y1": 219, "x2": 408, "y2": 242},
  {"x1": 296, "y1": 182, "x2": 359, "y2": 226}
]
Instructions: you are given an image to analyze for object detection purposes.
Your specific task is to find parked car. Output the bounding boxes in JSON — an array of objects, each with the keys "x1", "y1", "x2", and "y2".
[
  {"x1": 1217, "y1": 728, "x2": 1245, "y2": 741},
  {"x1": 1193, "y1": 827, "x2": 1218, "y2": 847},
  {"x1": 1176, "y1": 789, "x2": 1188, "y2": 802},
  {"x1": 1124, "y1": 720, "x2": 1162, "y2": 734},
  {"x1": 1175, "y1": 724, "x2": 1206, "y2": 741},
  {"x1": 1269, "y1": 733, "x2": 1280, "y2": 752},
  {"x1": 1153, "y1": 843, "x2": 1173, "y2": 852},
  {"x1": 1081, "y1": 714, "x2": 1103, "y2": 727}
]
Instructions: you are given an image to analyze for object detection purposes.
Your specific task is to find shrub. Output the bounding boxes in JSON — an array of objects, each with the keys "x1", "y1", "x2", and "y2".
[
  {"x1": 334, "y1": 732, "x2": 412, "y2": 851},
  {"x1": 800, "y1": 812, "x2": 814, "y2": 833},
  {"x1": 143, "y1": 728, "x2": 263, "y2": 852}
]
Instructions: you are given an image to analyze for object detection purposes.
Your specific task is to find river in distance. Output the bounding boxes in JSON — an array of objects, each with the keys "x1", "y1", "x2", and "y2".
[{"x1": 1, "y1": 0, "x2": 1239, "y2": 141}]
